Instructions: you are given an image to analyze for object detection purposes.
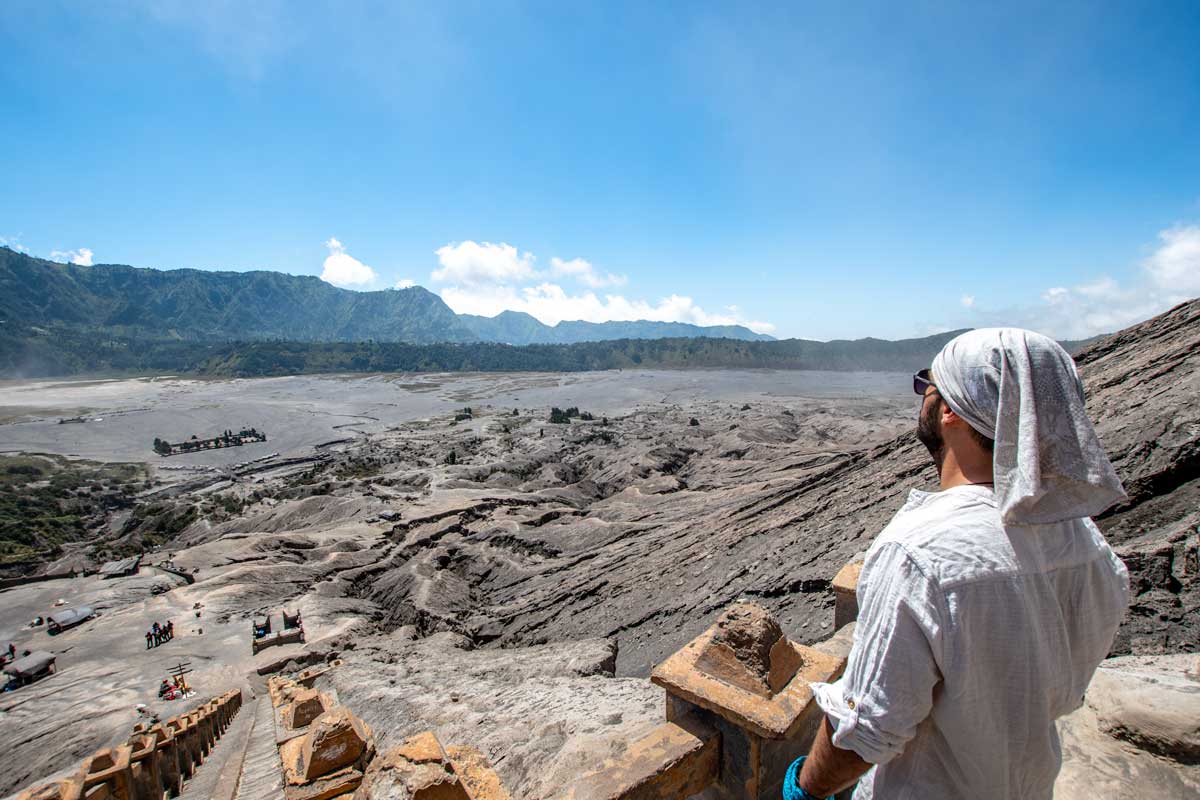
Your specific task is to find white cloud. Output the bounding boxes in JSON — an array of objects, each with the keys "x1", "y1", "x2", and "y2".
[
  {"x1": 961, "y1": 224, "x2": 1200, "y2": 340},
  {"x1": 430, "y1": 238, "x2": 775, "y2": 334},
  {"x1": 50, "y1": 247, "x2": 94, "y2": 266},
  {"x1": 320, "y1": 237, "x2": 378, "y2": 287},
  {"x1": 394, "y1": 278, "x2": 416, "y2": 289},
  {"x1": 440, "y1": 282, "x2": 775, "y2": 334},
  {"x1": 549, "y1": 256, "x2": 627, "y2": 288},
  {"x1": 432, "y1": 241, "x2": 535, "y2": 285},
  {"x1": 0, "y1": 235, "x2": 29, "y2": 254},
  {"x1": 1142, "y1": 224, "x2": 1200, "y2": 296},
  {"x1": 960, "y1": 295, "x2": 975, "y2": 309}
]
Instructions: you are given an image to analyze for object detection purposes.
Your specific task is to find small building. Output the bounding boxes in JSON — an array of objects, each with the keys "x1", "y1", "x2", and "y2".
[
  {"x1": 3, "y1": 651, "x2": 56, "y2": 687},
  {"x1": 47, "y1": 605, "x2": 95, "y2": 634},
  {"x1": 98, "y1": 555, "x2": 141, "y2": 579}
]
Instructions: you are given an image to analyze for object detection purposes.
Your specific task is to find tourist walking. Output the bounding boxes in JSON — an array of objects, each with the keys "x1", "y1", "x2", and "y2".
[{"x1": 790, "y1": 329, "x2": 1129, "y2": 800}]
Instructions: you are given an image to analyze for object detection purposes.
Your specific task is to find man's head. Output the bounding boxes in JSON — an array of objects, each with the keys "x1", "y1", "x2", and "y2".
[
  {"x1": 913, "y1": 367, "x2": 994, "y2": 476},
  {"x1": 921, "y1": 327, "x2": 1124, "y2": 524}
]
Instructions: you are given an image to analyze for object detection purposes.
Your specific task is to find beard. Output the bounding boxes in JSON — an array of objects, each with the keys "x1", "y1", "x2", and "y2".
[{"x1": 916, "y1": 395, "x2": 946, "y2": 473}]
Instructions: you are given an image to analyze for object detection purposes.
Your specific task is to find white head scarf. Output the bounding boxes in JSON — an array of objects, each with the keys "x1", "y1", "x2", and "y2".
[{"x1": 931, "y1": 328, "x2": 1125, "y2": 525}]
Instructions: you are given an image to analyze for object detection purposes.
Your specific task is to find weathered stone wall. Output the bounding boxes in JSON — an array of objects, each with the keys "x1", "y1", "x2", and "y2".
[
  {"x1": 11, "y1": 689, "x2": 243, "y2": 800},
  {"x1": 266, "y1": 666, "x2": 509, "y2": 800}
]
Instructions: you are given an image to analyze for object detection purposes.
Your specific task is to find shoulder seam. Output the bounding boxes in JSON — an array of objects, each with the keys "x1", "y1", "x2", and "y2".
[{"x1": 871, "y1": 541, "x2": 954, "y2": 674}]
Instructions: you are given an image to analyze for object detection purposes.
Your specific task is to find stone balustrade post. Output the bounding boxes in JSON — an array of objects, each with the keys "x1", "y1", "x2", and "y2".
[
  {"x1": 220, "y1": 692, "x2": 236, "y2": 728},
  {"x1": 192, "y1": 710, "x2": 213, "y2": 757},
  {"x1": 81, "y1": 746, "x2": 134, "y2": 800},
  {"x1": 831, "y1": 555, "x2": 864, "y2": 630},
  {"x1": 125, "y1": 733, "x2": 161, "y2": 800},
  {"x1": 14, "y1": 772, "x2": 85, "y2": 800},
  {"x1": 149, "y1": 724, "x2": 184, "y2": 798},
  {"x1": 165, "y1": 717, "x2": 195, "y2": 779},
  {"x1": 206, "y1": 701, "x2": 222, "y2": 736},
  {"x1": 8, "y1": 685, "x2": 247, "y2": 800},
  {"x1": 649, "y1": 603, "x2": 846, "y2": 799}
]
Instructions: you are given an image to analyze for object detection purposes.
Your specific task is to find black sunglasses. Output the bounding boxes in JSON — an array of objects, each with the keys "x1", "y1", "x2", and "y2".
[{"x1": 913, "y1": 368, "x2": 937, "y2": 396}]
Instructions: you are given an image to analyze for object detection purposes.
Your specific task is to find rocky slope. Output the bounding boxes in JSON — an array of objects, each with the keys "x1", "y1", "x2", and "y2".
[
  {"x1": 1, "y1": 299, "x2": 1195, "y2": 797},
  {"x1": 164, "y1": 299, "x2": 1198, "y2": 678},
  {"x1": 325, "y1": 299, "x2": 1199, "y2": 674}
]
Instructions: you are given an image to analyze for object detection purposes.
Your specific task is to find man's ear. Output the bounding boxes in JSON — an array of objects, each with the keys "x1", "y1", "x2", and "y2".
[{"x1": 941, "y1": 402, "x2": 963, "y2": 428}]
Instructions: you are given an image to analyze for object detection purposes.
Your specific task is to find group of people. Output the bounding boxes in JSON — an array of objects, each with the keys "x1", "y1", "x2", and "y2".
[{"x1": 144, "y1": 620, "x2": 175, "y2": 649}]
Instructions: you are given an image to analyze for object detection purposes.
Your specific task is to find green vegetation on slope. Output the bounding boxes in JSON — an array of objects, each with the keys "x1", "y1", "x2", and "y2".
[
  {"x1": 0, "y1": 247, "x2": 476, "y2": 345},
  {"x1": 0, "y1": 455, "x2": 145, "y2": 565},
  {"x1": 0, "y1": 247, "x2": 767, "y2": 347},
  {"x1": 0, "y1": 323, "x2": 967, "y2": 378}
]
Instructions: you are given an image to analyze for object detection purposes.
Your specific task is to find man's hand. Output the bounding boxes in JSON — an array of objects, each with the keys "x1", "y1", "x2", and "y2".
[{"x1": 797, "y1": 716, "x2": 873, "y2": 796}]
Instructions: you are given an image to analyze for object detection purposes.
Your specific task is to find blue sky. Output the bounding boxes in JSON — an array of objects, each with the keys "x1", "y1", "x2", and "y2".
[{"x1": 2, "y1": 1, "x2": 1199, "y2": 340}]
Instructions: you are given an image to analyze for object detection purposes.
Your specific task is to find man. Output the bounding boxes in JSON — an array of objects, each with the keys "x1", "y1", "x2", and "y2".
[{"x1": 788, "y1": 328, "x2": 1130, "y2": 799}]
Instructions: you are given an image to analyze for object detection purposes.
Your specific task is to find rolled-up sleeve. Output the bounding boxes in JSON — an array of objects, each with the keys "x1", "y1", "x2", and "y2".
[{"x1": 811, "y1": 543, "x2": 946, "y2": 765}]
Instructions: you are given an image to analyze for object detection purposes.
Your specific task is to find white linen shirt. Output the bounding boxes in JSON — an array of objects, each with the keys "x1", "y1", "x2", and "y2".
[{"x1": 811, "y1": 484, "x2": 1129, "y2": 799}]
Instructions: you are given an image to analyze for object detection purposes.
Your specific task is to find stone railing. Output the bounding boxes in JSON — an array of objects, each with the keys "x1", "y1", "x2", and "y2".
[
  {"x1": 267, "y1": 666, "x2": 509, "y2": 800},
  {"x1": 563, "y1": 553, "x2": 866, "y2": 800},
  {"x1": 9, "y1": 555, "x2": 870, "y2": 800},
  {"x1": 12, "y1": 689, "x2": 243, "y2": 800},
  {"x1": 258, "y1": 554, "x2": 869, "y2": 800}
]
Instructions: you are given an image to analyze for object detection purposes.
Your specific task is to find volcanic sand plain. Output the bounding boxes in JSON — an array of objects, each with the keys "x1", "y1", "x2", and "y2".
[{"x1": 1, "y1": 365, "x2": 1196, "y2": 799}]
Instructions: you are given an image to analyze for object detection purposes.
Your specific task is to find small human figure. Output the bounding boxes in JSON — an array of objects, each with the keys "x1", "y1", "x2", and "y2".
[
  {"x1": 146, "y1": 631, "x2": 153, "y2": 649},
  {"x1": 166, "y1": 620, "x2": 174, "y2": 639},
  {"x1": 6, "y1": 643, "x2": 14, "y2": 661}
]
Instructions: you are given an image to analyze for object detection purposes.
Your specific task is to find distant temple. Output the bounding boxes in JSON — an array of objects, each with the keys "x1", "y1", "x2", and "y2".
[{"x1": 153, "y1": 428, "x2": 266, "y2": 456}]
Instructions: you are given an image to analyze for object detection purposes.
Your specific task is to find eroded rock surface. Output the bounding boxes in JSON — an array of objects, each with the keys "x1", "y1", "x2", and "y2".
[
  {"x1": 1056, "y1": 654, "x2": 1200, "y2": 797},
  {"x1": 1, "y1": 300, "x2": 1197, "y2": 797}
]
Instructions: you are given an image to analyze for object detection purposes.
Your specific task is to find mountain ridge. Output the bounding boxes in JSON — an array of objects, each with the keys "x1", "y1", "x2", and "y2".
[
  {"x1": 0, "y1": 247, "x2": 770, "y2": 345},
  {"x1": 459, "y1": 309, "x2": 775, "y2": 344}
]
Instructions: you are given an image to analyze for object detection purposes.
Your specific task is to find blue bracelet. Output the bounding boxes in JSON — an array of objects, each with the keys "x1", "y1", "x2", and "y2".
[{"x1": 783, "y1": 757, "x2": 833, "y2": 800}]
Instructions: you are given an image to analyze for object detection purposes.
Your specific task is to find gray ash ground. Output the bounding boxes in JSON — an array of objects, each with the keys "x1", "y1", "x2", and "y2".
[{"x1": 1, "y1": 302, "x2": 1197, "y2": 799}]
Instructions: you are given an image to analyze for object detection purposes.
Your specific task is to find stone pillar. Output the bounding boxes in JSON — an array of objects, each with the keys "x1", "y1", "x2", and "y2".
[
  {"x1": 831, "y1": 556, "x2": 864, "y2": 630},
  {"x1": 14, "y1": 773, "x2": 84, "y2": 800},
  {"x1": 650, "y1": 603, "x2": 845, "y2": 800},
  {"x1": 207, "y1": 700, "x2": 223, "y2": 736},
  {"x1": 150, "y1": 724, "x2": 184, "y2": 798},
  {"x1": 356, "y1": 732, "x2": 510, "y2": 800},
  {"x1": 166, "y1": 717, "x2": 196, "y2": 778},
  {"x1": 278, "y1": 706, "x2": 376, "y2": 800},
  {"x1": 126, "y1": 733, "x2": 161, "y2": 800},
  {"x1": 81, "y1": 746, "x2": 135, "y2": 800},
  {"x1": 282, "y1": 688, "x2": 328, "y2": 730},
  {"x1": 193, "y1": 710, "x2": 213, "y2": 756}
]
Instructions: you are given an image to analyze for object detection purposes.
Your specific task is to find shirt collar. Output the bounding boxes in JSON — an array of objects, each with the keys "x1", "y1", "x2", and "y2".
[{"x1": 903, "y1": 484, "x2": 997, "y2": 513}]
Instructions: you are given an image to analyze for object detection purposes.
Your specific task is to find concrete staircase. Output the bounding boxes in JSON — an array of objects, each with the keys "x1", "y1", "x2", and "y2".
[{"x1": 232, "y1": 697, "x2": 285, "y2": 800}]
